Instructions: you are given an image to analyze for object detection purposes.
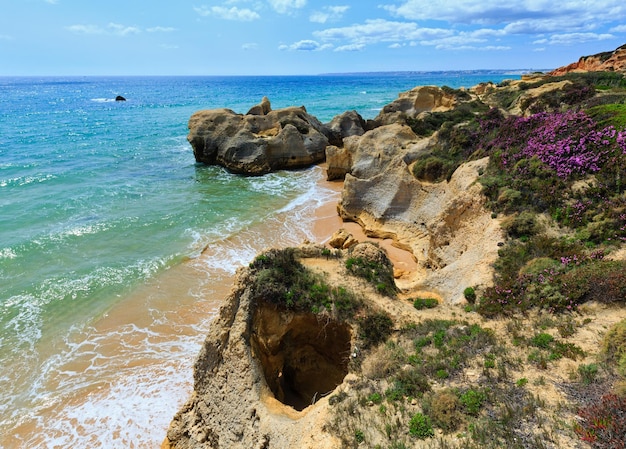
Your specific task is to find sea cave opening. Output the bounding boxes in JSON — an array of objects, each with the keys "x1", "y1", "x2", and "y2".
[{"x1": 252, "y1": 306, "x2": 352, "y2": 411}]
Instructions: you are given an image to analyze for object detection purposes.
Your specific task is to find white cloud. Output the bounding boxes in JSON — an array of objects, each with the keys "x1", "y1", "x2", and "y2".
[
  {"x1": 268, "y1": 0, "x2": 306, "y2": 14},
  {"x1": 314, "y1": 19, "x2": 453, "y2": 45},
  {"x1": 334, "y1": 43, "x2": 365, "y2": 52},
  {"x1": 0, "y1": 34, "x2": 13, "y2": 41},
  {"x1": 66, "y1": 23, "x2": 141, "y2": 36},
  {"x1": 44, "y1": 0, "x2": 58, "y2": 4},
  {"x1": 160, "y1": 44, "x2": 179, "y2": 49},
  {"x1": 194, "y1": 6, "x2": 260, "y2": 21},
  {"x1": 538, "y1": 32, "x2": 615, "y2": 45},
  {"x1": 66, "y1": 24, "x2": 105, "y2": 35},
  {"x1": 611, "y1": 24, "x2": 626, "y2": 32},
  {"x1": 107, "y1": 23, "x2": 141, "y2": 36},
  {"x1": 384, "y1": 0, "x2": 626, "y2": 25},
  {"x1": 242, "y1": 42, "x2": 259, "y2": 50},
  {"x1": 309, "y1": 5, "x2": 350, "y2": 24},
  {"x1": 147, "y1": 26, "x2": 176, "y2": 33},
  {"x1": 279, "y1": 39, "x2": 332, "y2": 51}
]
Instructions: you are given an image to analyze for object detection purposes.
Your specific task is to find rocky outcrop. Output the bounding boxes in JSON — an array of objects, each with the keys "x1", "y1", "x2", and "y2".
[
  {"x1": 336, "y1": 123, "x2": 501, "y2": 302},
  {"x1": 162, "y1": 245, "x2": 395, "y2": 449},
  {"x1": 325, "y1": 110, "x2": 368, "y2": 146},
  {"x1": 549, "y1": 44, "x2": 626, "y2": 75},
  {"x1": 328, "y1": 228, "x2": 358, "y2": 249},
  {"x1": 325, "y1": 145, "x2": 353, "y2": 181},
  {"x1": 188, "y1": 98, "x2": 329, "y2": 175},
  {"x1": 373, "y1": 85, "x2": 457, "y2": 126}
]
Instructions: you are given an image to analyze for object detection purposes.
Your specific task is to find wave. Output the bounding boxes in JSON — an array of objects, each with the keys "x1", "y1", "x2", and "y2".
[
  {"x1": 1, "y1": 300, "x2": 217, "y2": 449},
  {"x1": 90, "y1": 98, "x2": 117, "y2": 103},
  {"x1": 0, "y1": 174, "x2": 56, "y2": 188}
]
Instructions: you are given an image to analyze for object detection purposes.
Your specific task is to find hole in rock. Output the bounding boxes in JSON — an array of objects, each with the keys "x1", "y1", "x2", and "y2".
[{"x1": 252, "y1": 303, "x2": 351, "y2": 411}]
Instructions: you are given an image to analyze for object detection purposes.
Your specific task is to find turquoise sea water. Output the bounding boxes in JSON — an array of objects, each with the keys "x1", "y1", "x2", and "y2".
[{"x1": 0, "y1": 72, "x2": 520, "y2": 448}]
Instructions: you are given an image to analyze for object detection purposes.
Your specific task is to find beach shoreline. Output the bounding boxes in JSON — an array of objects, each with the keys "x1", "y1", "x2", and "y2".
[{"x1": 2, "y1": 165, "x2": 364, "y2": 449}]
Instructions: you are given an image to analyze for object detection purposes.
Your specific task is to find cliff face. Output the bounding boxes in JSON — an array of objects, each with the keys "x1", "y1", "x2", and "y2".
[
  {"x1": 549, "y1": 43, "x2": 626, "y2": 75},
  {"x1": 162, "y1": 244, "x2": 396, "y2": 449},
  {"x1": 336, "y1": 125, "x2": 500, "y2": 302},
  {"x1": 163, "y1": 253, "x2": 344, "y2": 449}
]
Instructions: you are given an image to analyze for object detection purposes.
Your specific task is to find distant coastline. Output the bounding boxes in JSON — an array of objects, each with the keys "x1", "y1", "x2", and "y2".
[
  {"x1": 318, "y1": 68, "x2": 551, "y2": 76},
  {"x1": 0, "y1": 69, "x2": 538, "y2": 80}
]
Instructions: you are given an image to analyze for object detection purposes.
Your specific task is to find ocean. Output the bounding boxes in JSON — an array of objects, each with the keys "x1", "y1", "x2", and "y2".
[{"x1": 0, "y1": 72, "x2": 520, "y2": 448}]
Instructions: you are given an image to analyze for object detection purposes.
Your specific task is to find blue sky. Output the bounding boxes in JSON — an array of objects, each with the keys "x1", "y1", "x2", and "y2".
[{"x1": 1, "y1": 0, "x2": 626, "y2": 75}]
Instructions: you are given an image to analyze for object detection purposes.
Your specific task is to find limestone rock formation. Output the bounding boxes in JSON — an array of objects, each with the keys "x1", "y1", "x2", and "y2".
[
  {"x1": 328, "y1": 228, "x2": 357, "y2": 249},
  {"x1": 337, "y1": 123, "x2": 501, "y2": 302},
  {"x1": 373, "y1": 85, "x2": 457, "y2": 126},
  {"x1": 325, "y1": 110, "x2": 367, "y2": 146},
  {"x1": 162, "y1": 248, "x2": 365, "y2": 449},
  {"x1": 246, "y1": 96, "x2": 272, "y2": 116},
  {"x1": 325, "y1": 145, "x2": 353, "y2": 181},
  {"x1": 549, "y1": 44, "x2": 626, "y2": 75},
  {"x1": 188, "y1": 99, "x2": 329, "y2": 175}
]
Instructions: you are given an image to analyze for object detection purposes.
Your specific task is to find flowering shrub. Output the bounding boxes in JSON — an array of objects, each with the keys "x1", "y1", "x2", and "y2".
[
  {"x1": 477, "y1": 249, "x2": 623, "y2": 317},
  {"x1": 574, "y1": 394, "x2": 626, "y2": 449},
  {"x1": 487, "y1": 110, "x2": 626, "y2": 181}
]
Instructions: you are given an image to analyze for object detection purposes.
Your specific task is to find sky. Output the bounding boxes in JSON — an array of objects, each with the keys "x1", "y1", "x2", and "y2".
[{"x1": 1, "y1": 0, "x2": 626, "y2": 76}]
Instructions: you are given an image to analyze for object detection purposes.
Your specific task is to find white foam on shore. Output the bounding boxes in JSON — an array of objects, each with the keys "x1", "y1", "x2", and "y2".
[{"x1": 2, "y1": 282, "x2": 220, "y2": 449}]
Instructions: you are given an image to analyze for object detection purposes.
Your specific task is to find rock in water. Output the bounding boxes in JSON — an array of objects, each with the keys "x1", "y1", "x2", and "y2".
[
  {"x1": 115, "y1": 95, "x2": 126, "y2": 101},
  {"x1": 187, "y1": 99, "x2": 330, "y2": 175}
]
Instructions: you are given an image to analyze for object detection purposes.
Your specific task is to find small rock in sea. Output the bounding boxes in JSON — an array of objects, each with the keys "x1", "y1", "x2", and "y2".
[{"x1": 115, "y1": 95, "x2": 126, "y2": 102}]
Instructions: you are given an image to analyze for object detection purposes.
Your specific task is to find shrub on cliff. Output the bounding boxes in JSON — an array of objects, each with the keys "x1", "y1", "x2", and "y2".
[
  {"x1": 250, "y1": 248, "x2": 360, "y2": 318},
  {"x1": 345, "y1": 243, "x2": 397, "y2": 296},
  {"x1": 477, "y1": 251, "x2": 626, "y2": 317},
  {"x1": 481, "y1": 109, "x2": 626, "y2": 222},
  {"x1": 358, "y1": 312, "x2": 393, "y2": 349}
]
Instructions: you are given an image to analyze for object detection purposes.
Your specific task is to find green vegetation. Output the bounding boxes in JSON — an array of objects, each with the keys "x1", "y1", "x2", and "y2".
[
  {"x1": 459, "y1": 388, "x2": 488, "y2": 416},
  {"x1": 249, "y1": 248, "x2": 360, "y2": 319},
  {"x1": 358, "y1": 312, "x2": 394, "y2": 349},
  {"x1": 588, "y1": 103, "x2": 626, "y2": 128},
  {"x1": 463, "y1": 287, "x2": 476, "y2": 303},
  {"x1": 345, "y1": 249, "x2": 397, "y2": 297},
  {"x1": 409, "y1": 412, "x2": 435, "y2": 439},
  {"x1": 412, "y1": 297, "x2": 439, "y2": 310},
  {"x1": 578, "y1": 363, "x2": 599, "y2": 385}
]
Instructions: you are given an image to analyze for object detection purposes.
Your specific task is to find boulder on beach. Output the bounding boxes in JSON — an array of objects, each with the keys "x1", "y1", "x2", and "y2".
[{"x1": 188, "y1": 99, "x2": 330, "y2": 175}]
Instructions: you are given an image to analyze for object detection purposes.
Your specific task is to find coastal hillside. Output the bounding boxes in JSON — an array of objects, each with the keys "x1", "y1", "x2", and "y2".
[
  {"x1": 549, "y1": 44, "x2": 626, "y2": 75},
  {"x1": 164, "y1": 47, "x2": 626, "y2": 449}
]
